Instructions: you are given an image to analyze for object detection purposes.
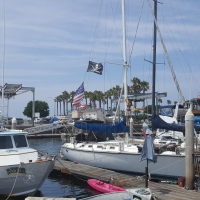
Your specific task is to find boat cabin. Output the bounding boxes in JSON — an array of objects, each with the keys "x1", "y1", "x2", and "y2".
[
  {"x1": 0, "y1": 130, "x2": 38, "y2": 165},
  {"x1": 0, "y1": 131, "x2": 28, "y2": 149}
]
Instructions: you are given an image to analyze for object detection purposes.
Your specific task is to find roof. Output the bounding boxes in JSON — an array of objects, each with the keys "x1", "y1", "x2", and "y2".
[{"x1": 0, "y1": 83, "x2": 34, "y2": 98}]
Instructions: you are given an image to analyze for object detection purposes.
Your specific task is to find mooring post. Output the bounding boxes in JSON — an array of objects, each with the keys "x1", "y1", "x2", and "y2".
[
  {"x1": 185, "y1": 103, "x2": 194, "y2": 189},
  {"x1": 11, "y1": 117, "x2": 17, "y2": 129},
  {"x1": 130, "y1": 117, "x2": 133, "y2": 137}
]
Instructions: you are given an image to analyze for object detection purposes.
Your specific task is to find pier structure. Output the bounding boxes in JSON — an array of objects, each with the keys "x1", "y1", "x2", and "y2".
[{"x1": 52, "y1": 160, "x2": 200, "y2": 200}]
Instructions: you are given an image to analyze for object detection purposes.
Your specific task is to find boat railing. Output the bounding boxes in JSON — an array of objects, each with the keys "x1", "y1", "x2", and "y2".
[{"x1": 193, "y1": 151, "x2": 200, "y2": 177}]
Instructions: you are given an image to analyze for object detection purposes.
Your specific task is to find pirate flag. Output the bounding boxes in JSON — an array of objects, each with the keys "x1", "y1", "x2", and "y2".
[{"x1": 87, "y1": 61, "x2": 103, "y2": 75}]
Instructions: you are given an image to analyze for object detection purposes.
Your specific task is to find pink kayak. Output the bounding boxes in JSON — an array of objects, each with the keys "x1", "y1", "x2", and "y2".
[{"x1": 87, "y1": 179, "x2": 125, "y2": 193}]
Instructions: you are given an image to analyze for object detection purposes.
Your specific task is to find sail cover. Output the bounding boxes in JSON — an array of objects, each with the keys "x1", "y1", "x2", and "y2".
[
  {"x1": 152, "y1": 114, "x2": 200, "y2": 134},
  {"x1": 152, "y1": 115, "x2": 185, "y2": 132},
  {"x1": 74, "y1": 116, "x2": 129, "y2": 134}
]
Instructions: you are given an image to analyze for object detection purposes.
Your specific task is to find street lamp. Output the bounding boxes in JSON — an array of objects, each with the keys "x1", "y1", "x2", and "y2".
[{"x1": 48, "y1": 97, "x2": 55, "y2": 116}]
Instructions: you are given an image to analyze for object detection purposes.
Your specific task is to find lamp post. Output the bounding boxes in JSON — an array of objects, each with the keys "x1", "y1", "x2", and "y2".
[{"x1": 48, "y1": 97, "x2": 55, "y2": 117}]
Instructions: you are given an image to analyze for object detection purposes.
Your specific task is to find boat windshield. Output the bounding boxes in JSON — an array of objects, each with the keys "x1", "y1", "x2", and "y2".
[
  {"x1": 13, "y1": 135, "x2": 28, "y2": 148},
  {"x1": 0, "y1": 136, "x2": 13, "y2": 149}
]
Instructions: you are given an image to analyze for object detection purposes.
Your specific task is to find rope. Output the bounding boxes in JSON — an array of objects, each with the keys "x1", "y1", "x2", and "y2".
[
  {"x1": 150, "y1": 158, "x2": 185, "y2": 174},
  {"x1": 136, "y1": 188, "x2": 151, "y2": 195},
  {"x1": 6, "y1": 162, "x2": 22, "y2": 200},
  {"x1": 128, "y1": 0, "x2": 145, "y2": 65}
]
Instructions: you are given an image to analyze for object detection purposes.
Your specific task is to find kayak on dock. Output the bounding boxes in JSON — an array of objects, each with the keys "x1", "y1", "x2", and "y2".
[{"x1": 87, "y1": 179, "x2": 125, "y2": 193}]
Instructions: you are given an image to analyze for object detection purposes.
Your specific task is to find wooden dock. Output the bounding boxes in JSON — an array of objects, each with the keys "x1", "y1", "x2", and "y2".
[{"x1": 54, "y1": 160, "x2": 200, "y2": 200}]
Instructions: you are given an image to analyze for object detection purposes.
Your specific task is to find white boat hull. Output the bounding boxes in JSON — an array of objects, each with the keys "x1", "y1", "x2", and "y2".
[
  {"x1": 0, "y1": 159, "x2": 55, "y2": 196},
  {"x1": 61, "y1": 145, "x2": 185, "y2": 178}
]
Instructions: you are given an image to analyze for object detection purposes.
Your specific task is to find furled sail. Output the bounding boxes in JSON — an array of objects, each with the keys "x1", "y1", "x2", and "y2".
[
  {"x1": 152, "y1": 115, "x2": 185, "y2": 132},
  {"x1": 74, "y1": 117, "x2": 129, "y2": 134},
  {"x1": 152, "y1": 115, "x2": 200, "y2": 135}
]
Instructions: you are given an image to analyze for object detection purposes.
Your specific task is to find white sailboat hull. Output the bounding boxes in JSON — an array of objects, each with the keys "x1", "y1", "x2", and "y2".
[{"x1": 61, "y1": 144, "x2": 185, "y2": 178}]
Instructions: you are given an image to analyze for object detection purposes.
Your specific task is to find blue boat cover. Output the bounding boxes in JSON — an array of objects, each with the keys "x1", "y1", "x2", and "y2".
[
  {"x1": 152, "y1": 115, "x2": 185, "y2": 132},
  {"x1": 152, "y1": 115, "x2": 200, "y2": 133},
  {"x1": 74, "y1": 116, "x2": 129, "y2": 134}
]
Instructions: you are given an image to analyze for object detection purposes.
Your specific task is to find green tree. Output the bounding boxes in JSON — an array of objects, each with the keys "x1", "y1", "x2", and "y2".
[
  {"x1": 158, "y1": 98, "x2": 162, "y2": 105},
  {"x1": 69, "y1": 91, "x2": 76, "y2": 110},
  {"x1": 167, "y1": 100, "x2": 171, "y2": 105},
  {"x1": 23, "y1": 101, "x2": 49, "y2": 118},
  {"x1": 144, "y1": 105, "x2": 152, "y2": 115},
  {"x1": 84, "y1": 91, "x2": 90, "y2": 106},
  {"x1": 104, "y1": 89, "x2": 112, "y2": 111},
  {"x1": 62, "y1": 91, "x2": 70, "y2": 115},
  {"x1": 174, "y1": 101, "x2": 178, "y2": 105}
]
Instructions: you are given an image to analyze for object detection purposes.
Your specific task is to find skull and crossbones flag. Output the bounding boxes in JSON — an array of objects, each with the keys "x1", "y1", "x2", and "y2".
[{"x1": 87, "y1": 61, "x2": 103, "y2": 75}]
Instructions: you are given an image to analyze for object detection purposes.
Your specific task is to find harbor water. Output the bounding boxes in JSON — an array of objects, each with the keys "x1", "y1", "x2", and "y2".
[{"x1": 3, "y1": 137, "x2": 95, "y2": 200}]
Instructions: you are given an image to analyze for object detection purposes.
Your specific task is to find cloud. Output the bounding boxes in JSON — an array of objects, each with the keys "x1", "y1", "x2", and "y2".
[{"x1": 0, "y1": 0, "x2": 199, "y2": 118}]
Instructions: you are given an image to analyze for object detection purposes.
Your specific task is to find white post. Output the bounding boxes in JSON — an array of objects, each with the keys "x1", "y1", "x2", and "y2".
[
  {"x1": 130, "y1": 118, "x2": 133, "y2": 137},
  {"x1": 11, "y1": 117, "x2": 17, "y2": 130},
  {"x1": 185, "y1": 103, "x2": 194, "y2": 189}
]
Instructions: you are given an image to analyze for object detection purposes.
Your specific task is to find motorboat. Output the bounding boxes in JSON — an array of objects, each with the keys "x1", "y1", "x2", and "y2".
[{"x1": 0, "y1": 125, "x2": 56, "y2": 196}]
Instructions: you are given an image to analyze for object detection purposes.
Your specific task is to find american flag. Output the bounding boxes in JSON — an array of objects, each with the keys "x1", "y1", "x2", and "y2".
[{"x1": 72, "y1": 82, "x2": 85, "y2": 107}]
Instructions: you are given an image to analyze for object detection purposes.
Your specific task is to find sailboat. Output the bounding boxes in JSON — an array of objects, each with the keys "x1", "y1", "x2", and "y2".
[{"x1": 60, "y1": 0, "x2": 186, "y2": 178}]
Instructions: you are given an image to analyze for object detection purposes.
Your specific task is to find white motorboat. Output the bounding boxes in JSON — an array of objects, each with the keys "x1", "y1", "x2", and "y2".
[{"x1": 0, "y1": 126, "x2": 56, "y2": 196}]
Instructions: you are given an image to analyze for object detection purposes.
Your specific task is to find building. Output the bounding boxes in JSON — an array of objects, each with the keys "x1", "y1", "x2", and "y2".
[{"x1": 72, "y1": 108, "x2": 106, "y2": 121}]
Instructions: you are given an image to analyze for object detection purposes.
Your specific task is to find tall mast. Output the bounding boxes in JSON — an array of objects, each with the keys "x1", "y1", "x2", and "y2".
[
  {"x1": 1, "y1": 1, "x2": 5, "y2": 128},
  {"x1": 152, "y1": 0, "x2": 157, "y2": 116},
  {"x1": 148, "y1": 0, "x2": 185, "y2": 105},
  {"x1": 122, "y1": 0, "x2": 128, "y2": 115}
]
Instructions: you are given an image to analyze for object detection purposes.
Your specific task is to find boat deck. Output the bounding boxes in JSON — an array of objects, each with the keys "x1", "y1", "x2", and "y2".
[{"x1": 54, "y1": 160, "x2": 200, "y2": 200}]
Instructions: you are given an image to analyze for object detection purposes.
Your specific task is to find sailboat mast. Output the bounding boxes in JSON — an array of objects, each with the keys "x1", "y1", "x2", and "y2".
[
  {"x1": 1, "y1": 1, "x2": 5, "y2": 126},
  {"x1": 152, "y1": 0, "x2": 157, "y2": 116},
  {"x1": 122, "y1": 0, "x2": 128, "y2": 116},
  {"x1": 148, "y1": 0, "x2": 185, "y2": 105}
]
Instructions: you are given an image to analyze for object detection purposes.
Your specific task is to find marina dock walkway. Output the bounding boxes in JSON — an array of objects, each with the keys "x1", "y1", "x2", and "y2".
[{"x1": 54, "y1": 160, "x2": 200, "y2": 200}]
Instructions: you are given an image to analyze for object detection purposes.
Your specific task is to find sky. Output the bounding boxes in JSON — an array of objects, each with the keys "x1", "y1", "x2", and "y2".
[{"x1": 0, "y1": 0, "x2": 200, "y2": 118}]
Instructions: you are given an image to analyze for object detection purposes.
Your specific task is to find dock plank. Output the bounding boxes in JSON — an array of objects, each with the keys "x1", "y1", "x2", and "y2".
[{"x1": 54, "y1": 160, "x2": 200, "y2": 200}]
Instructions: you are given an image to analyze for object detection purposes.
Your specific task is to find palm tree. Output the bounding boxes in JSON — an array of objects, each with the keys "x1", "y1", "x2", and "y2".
[
  {"x1": 140, "y1": 80, "x2": 149, "y2": 108},
  {"x1": 167, "y1": 100, "x2": 171, "y2": 105},
  {"x1": 69, "y1": 91, "x2": 76, "y2": 111},
  {"x1": 87, "y1": 91, "x2": 93, "y2": 108},
  {"x1": 55, "y1": 96, "x2": 62, "y2": 115},
  {"x1": 89, "y1": 92, "x2": 97, "y2": 109},
  {"x1": 55, "y1": 97, "x2": 59, "y2": 116},
  {"x1": 112, "y1": 85, "x2": 121, "y2": 109},
  {"x1": 174, "y1": 101, "x2": 178, "y2": 105},
  {"x1": 58, "y1": 95, "x2": 63, "y2": 115},
  {"x1": 94, "y1": 90, "x2": 104, "y2": 108},
  {"x1": 62, "y1": 91, "x2": 70, "y2": 115},
  {"x1": 158, "y1": 98, "x2": 162, "y2": 105},
  {"x1": 84, "y1": 91, "x2": 90, "y2": 106},
  {"x1": 104, "y1": 89, "x2": 112, "y2": 112}
]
